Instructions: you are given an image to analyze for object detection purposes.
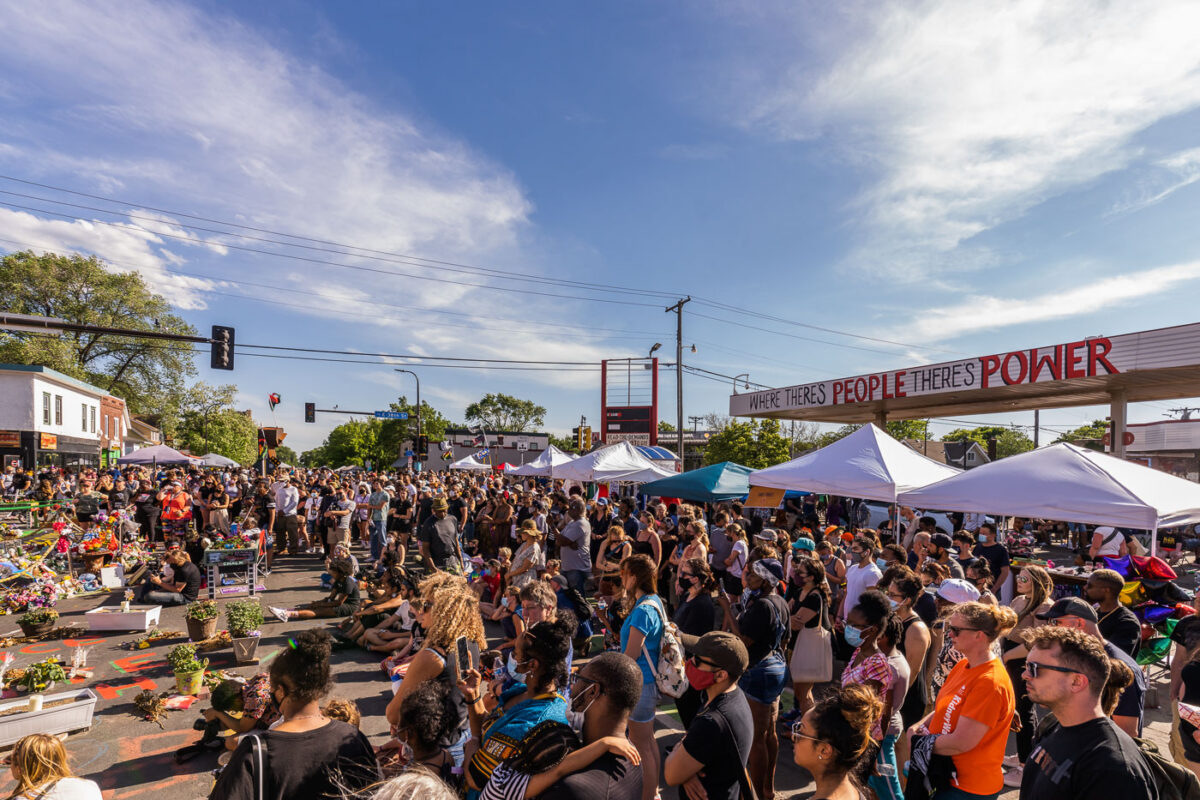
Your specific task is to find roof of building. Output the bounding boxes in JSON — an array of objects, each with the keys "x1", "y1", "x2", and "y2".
[
  {"x1": 0, "y1": 363, "x2": 111, "y2": 398},
  {"x1": 902, "y1": 438, "x2": 989, "y2": 467}
]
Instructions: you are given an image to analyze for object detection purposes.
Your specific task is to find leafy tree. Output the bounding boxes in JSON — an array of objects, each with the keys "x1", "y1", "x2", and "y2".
[
  {"x1": 547, "y1": 434, "x2": 579, "y2": 454},
  {"x1": 812, "y1": 424, "x2": 861, "y2": 449},
  {"x1": 377, "y1": 396, "x2": 452, "y2": 461},
  {"x1": 886, "y1": 419, "x2": 930, "y2": 441},
  {"x1": 275, "y1": 445, "x2": 299, "y2": 465},
  {"x1": 172, "y1": 383, "x2": 257, "y2": 465},
  {"x1": 943, "y1": 425, "x2": 1034, "y2": 458},
  {"x1": 465, "y1": 393, "x2": 547, "y2": 432},
  {"x1": 703, "y1": 418, "x2": 791, "y2": 469},
  {"x1": 0, "y1": 251, "x2": 196, "y2": 417},
  {"x1": 658, "y1": 420, "x2": 676, "y2": 433},
  {"x1": 1053, "y1": 420, "x2": 1108, "y2": 445}
]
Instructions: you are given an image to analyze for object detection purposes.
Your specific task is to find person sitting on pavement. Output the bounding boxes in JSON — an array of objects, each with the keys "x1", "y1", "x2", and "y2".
[
  {"x1": 135, "y1": 548, "x2": 200, "y2": 606},
  {"x1": 269, "y1": 558, "x2": 360, "y2": 622},
  {"x1": 202, "y1": 675, "x2": 282, "y2": 751}
]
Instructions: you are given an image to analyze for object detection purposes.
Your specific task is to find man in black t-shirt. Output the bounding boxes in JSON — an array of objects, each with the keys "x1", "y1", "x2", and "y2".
[
  {"x1": 419, "y1": 497, "x2": 462, "y2": 573},
  {"x1": 136, "y1": 549, "x2": 202, "y2": 605},
  {"x1": 664, "y1": 631, "x2": 753, "y2": 800},
  {"x1": 1086, "y1": 569, "x2": 1143, "y2": 658},
  {"x1": 972, "y1": 522, "x2": 1011, "y2": 596},
  {"x1": 540, "y1": 652, "x2": 643, "y2": 800},
  {"x1": 1020, "y1": 626, "x2": 1158, "y2": 799}
]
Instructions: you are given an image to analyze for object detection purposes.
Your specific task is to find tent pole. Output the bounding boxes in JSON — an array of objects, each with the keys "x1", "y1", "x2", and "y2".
[{"x1": 1150, "y1": 523, "x2": 1157, "y2": 558}]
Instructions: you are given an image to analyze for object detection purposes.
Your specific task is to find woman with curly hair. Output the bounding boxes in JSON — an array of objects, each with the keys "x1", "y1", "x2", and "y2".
[
  {"x1": 385, "y1": 582, "x2": 487, "y2": 769},
  {"x1": 210, "y1": 629, "x2": 379, "y2": 800}
]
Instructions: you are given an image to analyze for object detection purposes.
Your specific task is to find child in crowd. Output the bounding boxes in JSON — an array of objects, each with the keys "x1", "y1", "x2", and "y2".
[
  {"x1": 362, "y1": 578, "x2": 421, "y2": 653},
  {"x1": 322, "y1": 697, "x2": 361, "y2": 728}
]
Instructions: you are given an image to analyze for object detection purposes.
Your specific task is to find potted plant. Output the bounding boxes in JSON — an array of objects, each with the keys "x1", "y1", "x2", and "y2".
[
  {"x1": 167, "y1": 644, "x2": 207, "y2": 696},
  {"x1": 17, "y1": 657, "x2": 66, "y2": 694},
  {"x1": 183, "y1": 600, "x2": 219, "y2": 642},
  {"x1": 18, "y1": 608, "x2": 58, "y2": 638},
  {"x1": 226, "y1": 600, "x2": 264, "y2": 664}
]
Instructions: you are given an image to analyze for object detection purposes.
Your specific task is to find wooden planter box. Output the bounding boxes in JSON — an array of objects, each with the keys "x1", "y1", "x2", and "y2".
[
  {"x1": 85, "y1": 605, "x2": 162, "y2": 631},
  {"x1": 0, "y1": 688, "x2": 98, "y2": 746}
]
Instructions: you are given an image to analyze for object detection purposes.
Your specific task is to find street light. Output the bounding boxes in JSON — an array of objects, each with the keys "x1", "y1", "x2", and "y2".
[
  {"x1": 393, "y1": 369, "x2": 421, "y2": 471},
  {"x1": 733, "y1": 373, "x2": 750, "y2": 394},
  {"x1": 648, "y1": 342, "x2": 662, "y2": 358}
]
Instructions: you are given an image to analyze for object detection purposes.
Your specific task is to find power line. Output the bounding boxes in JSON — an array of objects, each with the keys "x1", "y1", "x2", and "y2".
[
  {"x1": 237, "y1": 343, "x2": 597, "y2": 365},
  {"x1": 687, "y1": 309, "x2": 927, "y2": 357},
  {"x1": 0, "y1": 174, "x2": 964, "y2": 357},
  {"x1": 0, "y1": 199, "x2": 665, "y2": 308}
]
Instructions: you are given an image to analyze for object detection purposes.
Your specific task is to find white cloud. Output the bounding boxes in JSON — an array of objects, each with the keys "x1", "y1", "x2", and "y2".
[
  {"x1": 726, "y1": 0, "x2": 1200, "y2": 279},
  {"x1": 0, "y1": 0, "x2": 533, "y2": 309},
  {"x1": 1107, "y1": 148, "x2": 1200, "y2": 217},
  {"x1": 892, "y1": 261, "x2": 1200, "y2": 342}
]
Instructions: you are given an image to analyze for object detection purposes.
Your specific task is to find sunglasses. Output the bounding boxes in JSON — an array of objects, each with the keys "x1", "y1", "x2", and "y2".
[
  {"x1": 945, "y1": 623, "x2": 981, "y2": 636},
  {"x1": 790, "y1": 722, "x2": 823, "y2": 745},
  {"x1": 1023, "y1": 661, "x2": 1081, "y2": 679},
  {"x1": 690, "y1": 654, "x2": 721, "y2": 670}
]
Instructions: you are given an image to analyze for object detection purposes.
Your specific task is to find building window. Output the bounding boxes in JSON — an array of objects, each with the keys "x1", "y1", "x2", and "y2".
[
  {"x1": 82, "y1": 403, "x2": 88, "y2": 430},
  {"x1": 967, "y1": 452, "x2": 975, "y2": 463},
  {"x1": 42, "y1": 393, "x2": 51, "y2": 425},
  {"x1": 90, "y1": 406, "x2": 96, "y2": 433},
  {"x1": 54, "y1": 395, "x2": 62, "y2": 426}
]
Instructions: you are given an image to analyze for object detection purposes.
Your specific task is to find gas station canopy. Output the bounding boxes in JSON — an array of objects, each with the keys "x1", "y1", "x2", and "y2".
[{"x1": 731, "y1": 323, "x2": 1200, "y2": 449}]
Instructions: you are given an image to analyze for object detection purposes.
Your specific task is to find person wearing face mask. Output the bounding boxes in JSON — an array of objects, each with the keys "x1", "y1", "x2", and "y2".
[
  {"x1": 673, "y1": 557, "x2": 718, "y2": 727},
  {"x1": 971, "y1": 523, "x2": 1011, "y2": 601},
  {"x1": 461, "y1": 615, "x2": 577, "y2": 799},
  {"x1": 840, "y1": 589, "x2": 905, "y2": 800},
  {"x1": 784, "y1": 553, "x2": 833, "y2": 726},
  {"x1": 209, "y1": 629, "x2": 379, "y2": 800},
  {"x1": 663, "y1": 631, "x2": 753, "y2": 800},
  {"x1": 839, "y1": 536, "x2": 883, "y2": 625}
]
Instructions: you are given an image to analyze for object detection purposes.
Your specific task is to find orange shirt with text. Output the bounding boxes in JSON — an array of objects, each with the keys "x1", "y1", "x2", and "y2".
[{"x1": 930, "y1": 656, "x2": 1015, "y2": 796}]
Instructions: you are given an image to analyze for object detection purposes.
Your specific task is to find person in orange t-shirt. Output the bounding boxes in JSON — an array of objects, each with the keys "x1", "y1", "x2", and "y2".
[{"x1": 911, "y1": 601, "x2": 1017, "y2": 799}]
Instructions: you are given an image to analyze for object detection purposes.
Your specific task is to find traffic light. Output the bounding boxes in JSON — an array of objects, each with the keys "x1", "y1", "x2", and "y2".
[
  {"x1": 210, "y1": 325, "x2": 234, "y2": 370},
  {"x1": 417, "y1": 435, "x2": 429, "y2": 458},
  {"x1": 304, "y1": 403, "x2": 315, "y2": 423},
  {"x1": 581, "y1": 426, "x2": 592, "y2": 451},
  {"x1": 573, "y1": 427, "x2": 582, "y2": 450}
]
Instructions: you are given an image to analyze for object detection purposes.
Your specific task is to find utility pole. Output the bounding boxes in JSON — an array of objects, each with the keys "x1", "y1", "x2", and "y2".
[
  {"x1": 1033, "y1": 409, "x2": 1040, "y2": 448},
  {"x1": 665, "y1": 297, "x2": 691, "y2": 463},
  {"x1": 393, "y1": 369, "x2": 421, "y2": 471}
]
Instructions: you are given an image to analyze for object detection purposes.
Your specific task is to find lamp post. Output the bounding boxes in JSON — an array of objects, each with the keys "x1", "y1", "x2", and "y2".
[{"x1": 393, "y1": 369, "x2": 421, "y2": 471}]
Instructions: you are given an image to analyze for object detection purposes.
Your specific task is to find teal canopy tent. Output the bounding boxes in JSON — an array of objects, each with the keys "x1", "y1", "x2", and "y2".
[{"x1": 640, "y1": 462, "x2": 753, "y2": 503}]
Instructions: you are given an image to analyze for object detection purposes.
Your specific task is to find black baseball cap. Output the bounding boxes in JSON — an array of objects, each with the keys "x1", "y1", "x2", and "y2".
[
  {"x1": 930, "y1": 533, "x2": 954, "y2": 549},
  {"x1": 1036, "y1": 597, "x2": 1098, "y2": 623}
]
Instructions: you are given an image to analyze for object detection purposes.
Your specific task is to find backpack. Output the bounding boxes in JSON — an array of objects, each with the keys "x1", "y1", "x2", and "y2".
[
  {"x1": 638, "y1": 597, "x2": 688, "y2": 698},
  {"x1": 1135, "y1": 737, "x2": 1200, "y2": 800}
]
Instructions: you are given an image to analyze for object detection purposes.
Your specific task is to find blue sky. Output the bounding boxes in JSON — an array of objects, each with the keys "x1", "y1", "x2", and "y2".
[{"x1": 3, "y1": 0, "x2": 1200, "y2": 452}]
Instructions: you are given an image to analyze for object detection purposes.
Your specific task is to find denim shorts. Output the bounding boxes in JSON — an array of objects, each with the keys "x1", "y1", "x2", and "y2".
[
  {"x1": 738, "y1": 652, "x2": 787, "y2": 705},
  {"x1": 630, "y1": 681, "x2": 660, "y2": 723}
]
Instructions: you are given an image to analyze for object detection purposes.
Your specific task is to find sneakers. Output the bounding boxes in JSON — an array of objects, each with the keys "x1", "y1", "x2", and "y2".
[
  {"x1": 780, "y1": 708, "x2": 802, "y2": 725},
  {"x1": 1003, "y1": 765, "x2": 1024, "y2": 788},
  {"x1": 1002, "y1": 754, "x2": 1021, "y2": 769},
  {"x1": 268, "y1": 606, "x2": 290, "y2": 623}
]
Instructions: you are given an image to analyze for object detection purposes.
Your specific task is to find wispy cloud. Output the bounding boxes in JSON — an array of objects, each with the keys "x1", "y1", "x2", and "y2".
[
  {"x1": 1107, "y1": 148, "x2": 1200, "y2": 217},
  {"x1": 658, "y1": 143, "x2": 729, "y2": 161},
  {"x1": 722, "y1": 0, "x2": 1200, "y2": 279},
  {"x1": 890, "y1": 261, "x2": 1200, "y2": 343},
  {"x1": 0, "y1": 0, "x2": 533, "y2": 308}
]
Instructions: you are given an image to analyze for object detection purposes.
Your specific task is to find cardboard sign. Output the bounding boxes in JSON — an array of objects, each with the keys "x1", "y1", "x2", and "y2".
[{"x1": 744, "y1": 485, "x2": 786, "y2": 509}]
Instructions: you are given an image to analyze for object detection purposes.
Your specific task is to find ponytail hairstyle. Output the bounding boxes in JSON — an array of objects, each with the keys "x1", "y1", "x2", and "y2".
[
  {"x1": 809, "y1": 683, "x2": 883, "y2": 783},
  {"x1": 270, "y1": 628, "x2": 334, "y2": 705},
  {"x1": 954, "y1": 601, "x2": 1018, "y2": 642},
  {"x1": 682, "y1": 556, "x2": 717, "y2": 594},
  {"x1": 965, "y1": 557, "x2": 994, "y2": 593}
]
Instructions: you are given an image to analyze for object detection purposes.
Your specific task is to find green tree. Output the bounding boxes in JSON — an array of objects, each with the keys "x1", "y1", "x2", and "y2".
[
  {"x1": 703, "y1": 418, "x2": 791, "y2": 469},
  {"x1": 812, "y1": 424, "x2": 861, "y2": 449},
  {"x1": 886, "y1": 419, "x2": 931, "y2": 441},
  {"x1": 275, "y1": 445, "x2": 299, "y2": 465},
  {"x1": 943, "y1": 425, "x2": 1034, "y2": 458},
  {"x1": 1053, "y1": 420, "x2": 1108, "y2": 446},
  {"x1": 548, "y1": 434, "x2": 579, "y2": 454},
  {"x1": 377, "y1": 396, "x2": 452, "y2": 463},
  {"x1": 172, "y1": 383, "x2": 257, "y2": 465},
  {"x1": 658, "y1": 420, "x2": 676, "y2": 433},
  {"x1": 465, "y1": 393, "x2": 547, "y2": 432},
  {"x1": 0, "y1": 250, "x2": 196, "y2": 418}
]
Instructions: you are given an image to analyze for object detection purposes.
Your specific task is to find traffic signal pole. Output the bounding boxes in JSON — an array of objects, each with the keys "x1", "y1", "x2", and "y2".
[{"x1": 394, "y1": 369, "x2": 421, "y2": 471}]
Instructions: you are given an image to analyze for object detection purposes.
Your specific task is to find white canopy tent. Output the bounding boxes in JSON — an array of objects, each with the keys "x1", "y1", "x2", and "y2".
[
  {"x1": 898, "y1": 442, "x2": 1200, "y2": 555},
  {"x1": 506, "y1": 445, "x2": 576, "y2": 477},
  {"x1": 198, "y1": 452, "x2": 239, "y2": 468},
  {"x1": 749, "y1": 423, "x2": 961, "y2": 502},
  {"x1": 554, "y1": 441, "x2": 675, "y2": 483},
  {"x1": 449, "y1": 455, "x2": 493, "y2": 472}
]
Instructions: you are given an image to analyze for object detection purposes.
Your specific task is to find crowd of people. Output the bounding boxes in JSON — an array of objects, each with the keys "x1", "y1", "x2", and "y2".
[{"x1": 1, "y1": 460, "x2": 1192, "y2": 800}]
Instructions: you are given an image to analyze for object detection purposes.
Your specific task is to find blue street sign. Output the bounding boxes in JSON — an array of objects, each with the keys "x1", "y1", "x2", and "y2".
[
  {"x1": 405, "y1": 450, "x2": 415, "y2": 457},
  {"x1": 374, "y1": 411, "x2": 409, "y2": 420}
]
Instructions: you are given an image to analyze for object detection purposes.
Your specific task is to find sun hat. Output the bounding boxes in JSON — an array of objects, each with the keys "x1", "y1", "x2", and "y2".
[{"x1": 936, "y1": 578, "x2": 981, "y2": 604}]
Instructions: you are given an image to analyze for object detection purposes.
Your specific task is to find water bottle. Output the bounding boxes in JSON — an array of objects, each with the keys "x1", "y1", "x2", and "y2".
[{"x1": 230, "y1": 522, "x2": 239, "y2": 537}]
